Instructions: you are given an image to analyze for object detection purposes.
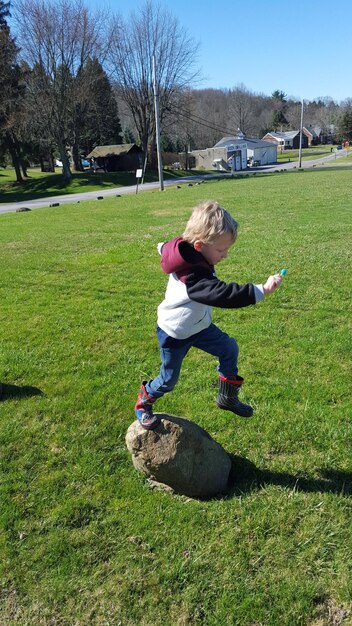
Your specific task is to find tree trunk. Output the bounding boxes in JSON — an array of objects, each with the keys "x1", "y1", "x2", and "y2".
[
  {"x1": 20, "y1": 159, "x2": 28, "y2": 178},
  {"x1": 72, "y1": 141, "x2": 83, "y2": 172},
  {"x1": 6, "y1": 132, "x2": 23, "y2": 183},
  {"x1": 57, "y1": 137, "x2": 72, "y2": 181}
]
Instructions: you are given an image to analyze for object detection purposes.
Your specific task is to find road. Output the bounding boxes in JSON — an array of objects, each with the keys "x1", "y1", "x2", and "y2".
[{"x1": 0, "y1": 149, "x2": 349, "y2": 215}]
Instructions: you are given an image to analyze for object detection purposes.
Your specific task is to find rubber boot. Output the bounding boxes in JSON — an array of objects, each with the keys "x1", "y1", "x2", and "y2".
[
  {"x1": 216, "y1": 375, "x2": 253, "y2": 417},
  {"x1": 134, "y1": 381, "x2": 161, "y2": 429}
]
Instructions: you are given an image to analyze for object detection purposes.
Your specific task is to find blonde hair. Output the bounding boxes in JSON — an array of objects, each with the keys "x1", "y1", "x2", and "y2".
[{"x1": 182, "y1": 200, "x2": 238, "y2": 244}]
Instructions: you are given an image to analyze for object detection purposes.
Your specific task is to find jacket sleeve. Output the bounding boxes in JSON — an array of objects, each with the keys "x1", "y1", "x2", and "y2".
[{"x1": 185, "y1": 267, "x2": 258, "y2": 309}]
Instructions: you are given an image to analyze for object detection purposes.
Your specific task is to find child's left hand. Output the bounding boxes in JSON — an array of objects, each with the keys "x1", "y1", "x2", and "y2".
[{"x1": 263, "y1": 273, "x2": 283, "y2": 295}]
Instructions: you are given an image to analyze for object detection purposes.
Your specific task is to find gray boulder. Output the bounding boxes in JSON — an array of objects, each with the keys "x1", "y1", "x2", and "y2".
[{"x1": 125, "y1": 413, "x2": 231, "y2": 498}]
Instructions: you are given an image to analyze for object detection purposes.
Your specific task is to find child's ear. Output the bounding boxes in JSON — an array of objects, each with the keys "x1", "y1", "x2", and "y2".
[{"x1": 193, "y1": 240, "x2": 203, "y2": 252}]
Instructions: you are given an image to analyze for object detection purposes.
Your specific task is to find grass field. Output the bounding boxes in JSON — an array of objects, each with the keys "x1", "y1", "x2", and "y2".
[
  {"x1": 0, "y1": 167, "x2": 210, "y2": 204},
  {"x1": 276, "y1": 146, "x2": 336, "y2": 163},
  {"x1": 0, "y1": 169, "x2": 351, "y2": 625}
]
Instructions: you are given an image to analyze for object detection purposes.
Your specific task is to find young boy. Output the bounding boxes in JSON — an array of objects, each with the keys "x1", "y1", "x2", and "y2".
[{"x1": 135, "y1": 200, "x2": 283, "y2": 429}]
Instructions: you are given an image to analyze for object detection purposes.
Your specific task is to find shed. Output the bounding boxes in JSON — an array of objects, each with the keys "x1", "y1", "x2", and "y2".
[{"x1": 87, "y1": 144, "x2": 143, "y2": 172}]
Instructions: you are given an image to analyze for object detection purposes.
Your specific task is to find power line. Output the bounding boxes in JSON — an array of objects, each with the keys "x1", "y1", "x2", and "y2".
[{"x1": 167, "y1": 102, "x2": 239, "y2": 137}]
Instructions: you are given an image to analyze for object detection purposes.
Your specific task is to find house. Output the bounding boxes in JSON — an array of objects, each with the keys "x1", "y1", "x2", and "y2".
[
  {"x1": 262, "y1": 130, "x2": 308, "y2": 150},
  {"x1": 214, "y1": 136, "x2": 277, "y2": 167},
  {"x1": 87, "y1": 144, "x2": 143, "y2": 172},
  {"x1": 187, "y1": 132, "x2": 277, "y2": 171},
  {"x1": 304, "y1": 126, "x2": 323, "y2": 146},
  {"x1": 187, "y1": 137, "x2": 247, "y2": 171}
]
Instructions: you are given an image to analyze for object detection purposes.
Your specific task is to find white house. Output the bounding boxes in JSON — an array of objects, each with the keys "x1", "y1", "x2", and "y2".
[
  {"x1": 187, "y1": 132, "x2": 277, "y2": 171},
  {"x1": 215, "y1": 136, "x2": 277, "y2": 166}
]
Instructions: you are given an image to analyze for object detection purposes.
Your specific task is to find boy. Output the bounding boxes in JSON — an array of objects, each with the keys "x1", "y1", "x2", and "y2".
[{"x1": 135, "y1": 200, "x2": 283, "y2": 429}]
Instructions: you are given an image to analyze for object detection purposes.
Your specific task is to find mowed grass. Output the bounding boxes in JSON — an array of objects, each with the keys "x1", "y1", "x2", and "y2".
[
  {"x1": 0, "y1": 169, "x2": 351, "y2": 625},
  {"x1": 276, "y1": 146, "x2": 336, "y2": 162},
  {"x1": 0, "y1": 167, "x2": 211, "y2": 203}
]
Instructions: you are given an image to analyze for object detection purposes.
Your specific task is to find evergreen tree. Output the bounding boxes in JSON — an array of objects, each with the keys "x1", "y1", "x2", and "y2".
[
  {"x1": 339, "y1": 107, "x2": 352, "y2": 142},
  {"x1": 0, "y1": 3, "x2": 28, "y2": 182},
  {"x1": 272, "y1": 89, "x2": 288, "y2": 130},
  {"x1": 0, "y1": 0, "x2": 10, "y2": 26},
  {"x1": 79, "y1": 58, "x2": 122, "y2": 156},
  {"x1": 123, "y1": 127, "x2": 136, "y2": 144}
]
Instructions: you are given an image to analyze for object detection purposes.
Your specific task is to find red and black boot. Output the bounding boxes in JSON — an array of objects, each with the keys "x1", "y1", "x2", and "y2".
[
  {"x1": 216, "y1": 375, "x2": 253, "y2": 417},
  {"x1": 134, "y1": 381, "x2": 161, "y2": 429}
]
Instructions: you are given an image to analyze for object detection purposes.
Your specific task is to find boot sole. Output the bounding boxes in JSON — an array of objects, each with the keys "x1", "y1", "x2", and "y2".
[{"x1": 216, "y1": 402, "x2": 253, "y2": 418}]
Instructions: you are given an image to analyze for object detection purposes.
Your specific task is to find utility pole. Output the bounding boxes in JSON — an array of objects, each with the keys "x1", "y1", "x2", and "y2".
[
  {"x1": 152, "y1": 54, "x2": 164, "y2": 191},
  {"x1": 298, "y1": 99, "x2": 304, "y2": 168}
]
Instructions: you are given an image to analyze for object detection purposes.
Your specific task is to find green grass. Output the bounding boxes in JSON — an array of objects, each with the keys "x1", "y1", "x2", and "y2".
[
  {"x1": 324, "y1": 152, "x2": 352, "y2": 166},
  {"x1": 276, "y1": 146, "x2": 336, "y2": 163},
  {"x1": 0, "y1": 167, "x2": 211, "y2": 203},
  {"x1": 0, "y1": 169, "x2": 351, "y2": 625}
]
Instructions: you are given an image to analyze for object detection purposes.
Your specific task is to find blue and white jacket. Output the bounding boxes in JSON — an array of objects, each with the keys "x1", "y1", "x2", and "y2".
[{"x1": 157, "y1": 237, "x2": 265, "y2": 340}]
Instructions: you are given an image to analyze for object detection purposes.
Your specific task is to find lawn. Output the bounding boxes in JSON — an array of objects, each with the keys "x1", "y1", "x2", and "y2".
[
  {"x1": 0, "y1": 167, "x2": 212, "y2": 204},
  {"x1": 276, "y1": 146, "x2": 336, "y2": 163},
  {"x1": 0, "y1": 169, "x2": 351, "y2": 625}
]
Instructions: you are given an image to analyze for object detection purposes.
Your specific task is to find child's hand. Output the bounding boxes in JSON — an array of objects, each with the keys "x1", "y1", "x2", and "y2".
[{"x1": 263, "y1": 273, "x2": 283, "y2": 295}]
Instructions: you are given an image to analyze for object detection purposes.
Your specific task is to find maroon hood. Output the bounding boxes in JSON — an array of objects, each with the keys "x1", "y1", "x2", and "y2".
[{"x1": 160, "y1": 237, "x2": 211, "y2": 279}]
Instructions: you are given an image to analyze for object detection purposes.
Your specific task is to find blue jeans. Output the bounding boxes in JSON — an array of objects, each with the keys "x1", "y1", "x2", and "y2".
[{"x1": 145, "y1": 324, "x2": 239, "y2": 400}]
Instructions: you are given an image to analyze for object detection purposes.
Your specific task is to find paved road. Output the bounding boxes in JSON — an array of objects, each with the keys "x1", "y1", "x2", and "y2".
[
  {"x1": 0, "y1": 173, "x2": 226, "y2": 215},
  {"x1": 0, "y1": 149, "x2": 349, "y2": 215}
]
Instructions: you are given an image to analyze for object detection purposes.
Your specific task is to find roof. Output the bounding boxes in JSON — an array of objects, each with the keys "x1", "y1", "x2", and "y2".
[
  {"x1": 304, "y1": 125, "x2": 322, "y2": 137},
  {"x1": 87, "y1": 143, "x2": 141, "y2": 158},
  {"x1": 214, "y1": 136, "x2": 276, "y2": 149},
  {"x1": 265, "y1": 131, "x2": 300, "y2": 139}
]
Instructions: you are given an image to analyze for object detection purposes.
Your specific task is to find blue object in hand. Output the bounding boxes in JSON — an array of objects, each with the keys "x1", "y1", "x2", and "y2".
[{"x1": 280, "y1": 268, "x2": 287, "y2": 276}]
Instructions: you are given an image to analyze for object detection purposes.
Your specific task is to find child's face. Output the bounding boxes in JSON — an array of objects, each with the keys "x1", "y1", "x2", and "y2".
[{"x1": 195, "y1": 232, "x2": 235, "y2": 266}]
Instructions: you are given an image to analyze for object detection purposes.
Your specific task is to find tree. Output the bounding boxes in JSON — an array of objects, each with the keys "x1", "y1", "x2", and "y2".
[
  {"x1": 271, "y1": 89, "x2": 288, "y2": 131},
  {"x1": 109, "y1": 0, "x2": 199, "y2": 165},
  {"x1": 0, "y1": 0, "x2": 10, "y2": 25},
  {"x1": 78, "y1": 58, "x2": 122, "y2": 159},
  {"x1": 15, "y1": 0, "x2": 109, "y2": 180},
  {"x1": 229, "y1": 84, "x2": 257, "y2": 136},
  {"x1": 338, "y1": 103, "x2": 352, "y2": 142},
  {"x1": 0, "y1": 1, "x2": 28, "y2": 182}
]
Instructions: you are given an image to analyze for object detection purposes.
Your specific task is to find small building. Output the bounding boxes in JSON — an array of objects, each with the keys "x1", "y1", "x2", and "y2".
[
  {"x1": 262, "y1": 130, "x2": 308, "y2": 150},
  {"x1": 188, "y1": 138, "x2": 247, "y2": 172},
  {"x1": 215, "y1": 136, "x2": 277, "y2": 167},
  {"x1": 87, "y1": 144, "x2": 143, "y2": 172},
  {"x1": 187, "y1": 133, "x2": 277, "y2": 171}
]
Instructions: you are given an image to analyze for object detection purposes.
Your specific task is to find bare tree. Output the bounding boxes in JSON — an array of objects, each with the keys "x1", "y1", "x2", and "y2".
[
  {"x1": 228, "y1": 84, "x2": 256, "y2": 136},
  {"x1": 15, "y1": 0, "x2": 109, "y2": 180},
  {"x1": 109, "y1": 0, "x2": 200, "y2": 165}
]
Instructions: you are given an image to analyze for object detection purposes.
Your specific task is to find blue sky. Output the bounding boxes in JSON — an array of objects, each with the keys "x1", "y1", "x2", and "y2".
[{"x1": 86, "y1": 0, "x2": 351, "y2": 103}]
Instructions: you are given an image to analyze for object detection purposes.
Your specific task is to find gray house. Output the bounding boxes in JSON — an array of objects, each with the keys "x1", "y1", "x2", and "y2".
[
  {"x1": 188, "y1": 137, "x2": 247, "y2": 172},
  {"x1": 187, "y1": 133, "x2": 277, "y2": 171},
  {"x1": 215, "y1": 136, "x2": 277, "y2": 167}
]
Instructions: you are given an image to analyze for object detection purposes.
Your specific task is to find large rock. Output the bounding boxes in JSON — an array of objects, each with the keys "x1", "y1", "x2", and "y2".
[{"x1": 125, "y1": 413, "x2": 231, "y2": 498}]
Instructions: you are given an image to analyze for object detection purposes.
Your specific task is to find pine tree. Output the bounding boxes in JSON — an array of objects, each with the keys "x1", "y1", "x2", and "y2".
[
  {"x1": 272, "y1": 90, "x2": 288, "y2": 131},
  {"x1": 79, "y1": 58, "x2": 122, "y2": 156}
]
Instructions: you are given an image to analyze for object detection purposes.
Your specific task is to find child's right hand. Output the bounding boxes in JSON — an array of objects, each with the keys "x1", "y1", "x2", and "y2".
[{"x1": 263, "y1": 273, "x2": 283, "y2": 295}]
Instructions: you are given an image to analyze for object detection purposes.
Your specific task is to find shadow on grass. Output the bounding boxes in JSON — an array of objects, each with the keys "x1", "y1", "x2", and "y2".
[
  {"x1": 0, "y1": 382, "x2": 44, "y2": 400},
  {"x1": 0, "y1": 169, "x2": 216, "y2": 203},
  {"x1": 227, "y1": 454, "x2": 352, "y2": 498}
]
